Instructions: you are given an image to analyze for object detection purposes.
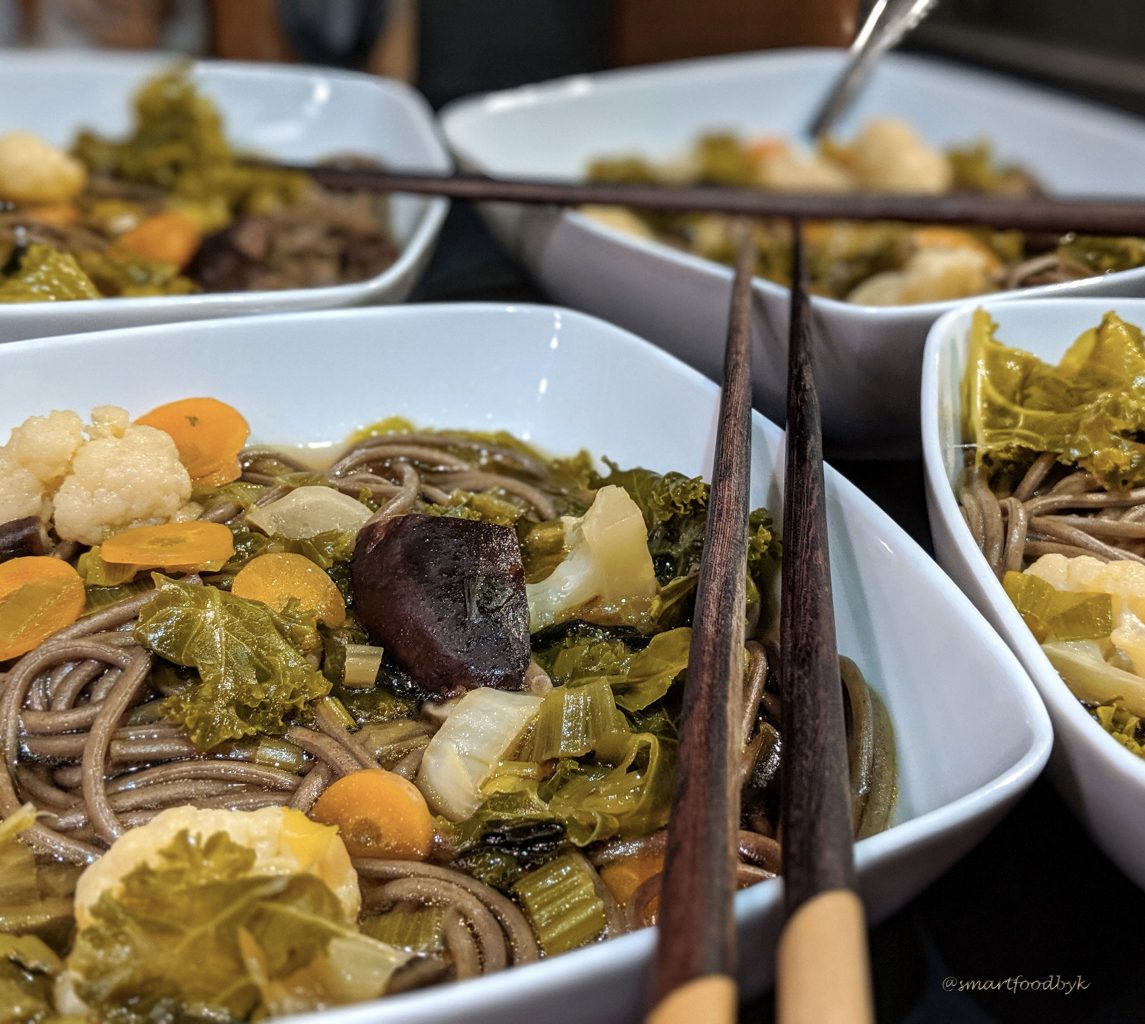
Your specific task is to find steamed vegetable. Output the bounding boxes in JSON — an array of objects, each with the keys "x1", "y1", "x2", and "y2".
[
  {"x1": 134, "y1": 574, "x2": 331, "y2": 750},
  {"x1": 964, "y1": 308, "x2": 1145, "y2": 490},
  {"x1": 232, "y1": 552, "x2": 347, "y2": 627},
  {"x1": 310, "y1": 769, "x2": 435, "y2": 860},
  {"x1": 416, "y1": 687, "x2": 544, "y2": 820},
  {"x1": 245, "y1": 485, "x2": 371, "y2": 539},
  {"x1": 66, "y1": 813, "x2": 407, "y2": 1021},
  {"x1": 526, "y1": 485, "x2": 659, "y2": 631},
  {"x1": 0, "y1": 557, "x2": 86, "y2": 660},
  {"x1": 135, "y1": 397, "x2": 250, "y2": 487}
]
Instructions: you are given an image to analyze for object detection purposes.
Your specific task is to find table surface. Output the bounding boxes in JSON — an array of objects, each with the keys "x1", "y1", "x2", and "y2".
[{"x1": 409, "y1": 204, "x2": 1145, "y2": 1024}]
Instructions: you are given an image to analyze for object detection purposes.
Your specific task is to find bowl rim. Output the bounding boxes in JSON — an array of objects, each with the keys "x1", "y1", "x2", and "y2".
[
  {"x1": 921, "y1": 295, "x2": 1145, "y2": 787},
  {"x1": 0, "y1": 49, "x2": 451, "y2": 319},
  {"x1": 439, "y1": 46, "x2": 1145, "y2": 320}
]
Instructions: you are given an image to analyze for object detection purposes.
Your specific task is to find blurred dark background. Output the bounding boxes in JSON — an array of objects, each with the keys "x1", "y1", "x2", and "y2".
[{"x1": 7, "y1": 0, "x2": 1145, "y2": 117}]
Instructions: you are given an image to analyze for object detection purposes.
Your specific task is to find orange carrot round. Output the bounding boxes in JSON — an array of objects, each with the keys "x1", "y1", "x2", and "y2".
[
  {"x1": 101, "y1": 521, "x2": 235, "y2": 570},
  {"x1": 136, "y1": 397, "x2": 249, "y2": 488},
  {"x1": 310, "y1": 769, "x2": 435, "y2": 860},
  {"x1": 231, "y1": 552, "x2": 346, "y2": 627},
  {"x1": 0, "y1": 557, "x2": 86, "y2": 660},
  {"x1": 116, "y1": 209, "x2": 203, "y2": 269},
  {"x1": 599, "y1": 850, "x2": 664, "y2": 907}
]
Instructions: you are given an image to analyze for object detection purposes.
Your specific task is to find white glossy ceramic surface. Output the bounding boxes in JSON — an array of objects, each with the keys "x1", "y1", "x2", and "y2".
[
  {"x1": 922, "y1": 297, "x2": 1145, "y2": 889},
  {"x1": 440, "y1": 49, "x2": 1145, "y2": 456},
  {"x1": 0, "y1": 51, "x2": 449, "y2": 342},
  {"x1": 0, "y1": 305, "x2": 1051, "y2": 1022}
]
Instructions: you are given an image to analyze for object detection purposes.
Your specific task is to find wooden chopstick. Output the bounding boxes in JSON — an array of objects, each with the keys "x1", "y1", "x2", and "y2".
[
  {"x1": 774, "y1": 223, "x2": 873, "y2": 1024},
  {"x1": 295, "y1": 163, "x2": 1145, "y2": 235},
  {"x1": 646, "y1": 225, "x2": 757, "y2": 1024}
]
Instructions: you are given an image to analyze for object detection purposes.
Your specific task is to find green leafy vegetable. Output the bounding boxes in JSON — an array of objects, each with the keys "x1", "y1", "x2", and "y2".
[
  {"x1": 135, "y1": 574, "x2": 331, "y2": 750},
  {"x1": 964, "y1": 309, "x2": 1145, "y2": 490},
  {"x1": 0, "y1": 244, "x2": 101, "y2": 303},
  {"x1": 535, "y1": 626, "x2": 691, "y2": 714},
  {"x1": 1093, "y1": 704, "x2": 1145, "y2": 758},
  {"x1": 0, "y1": 933, "x2": 66, "y2": 1024},
  {"x1": 0, "y1": 806, "x2": 78, "y2": 949},
  {"x1": 1002, "y1": 571, "x2": 1113, "y2": 642},
  {"x1": 67, "y1": 829, "x2": 408, "y2": 1022}
]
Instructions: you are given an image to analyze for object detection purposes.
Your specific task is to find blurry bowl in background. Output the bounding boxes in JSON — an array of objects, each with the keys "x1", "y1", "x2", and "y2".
[
  {"x1": 0, "y1": 51, "x2": 449, "y2": 343},
  {"x1": 441, "y1": 48, "x2": 1145, "y2": 457},
  {"x1": 923, "y1": 296, "x2": 1145, "y2": 890}
]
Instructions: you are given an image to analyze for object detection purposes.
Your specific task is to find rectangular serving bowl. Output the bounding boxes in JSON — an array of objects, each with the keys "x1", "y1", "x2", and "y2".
[
  {"x1": 441, "y1": 48, "x2": 1145, "y2": 457},
  {"x1": 0, "y1": 304, "x2": 1051, "y2": 1021},
  {"x1": 922, "y1": 296, "x2": 1145, "y2": 890},
  {"x1": 0, "y1": 50, "x2": 450, "y2": 342}
]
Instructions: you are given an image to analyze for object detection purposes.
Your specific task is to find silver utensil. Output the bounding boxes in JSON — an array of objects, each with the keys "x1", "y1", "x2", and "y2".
[{"x1": 806, "y1": 0, "x2": 941, "y2": 138}]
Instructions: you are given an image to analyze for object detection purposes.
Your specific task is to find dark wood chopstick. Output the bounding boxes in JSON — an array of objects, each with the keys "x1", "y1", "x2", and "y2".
[
  {"x1": 774, "y1": 223, "x2": 873, "y2": 1024},
  {"x1": 646, "y1": 225, "x2": 756, "y2": 1024},
  {"x1": 293, "y1": 163, "x2": 1145, "y2": 236}
]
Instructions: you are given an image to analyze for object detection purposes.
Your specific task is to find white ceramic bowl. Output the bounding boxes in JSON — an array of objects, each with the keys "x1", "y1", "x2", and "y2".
[
  {"x1": 922, "y1": 296, "x2": 1145, "y2": 890},
  {"x1": 440, "y1": 48, "x2": 1145, "y2": 457},
  {"x1": 0, "y1": 305, "x2": 1051, "y2": 1022},
  {"x1": 0, "y1": 50, "x2": 450, "y2": 342}
]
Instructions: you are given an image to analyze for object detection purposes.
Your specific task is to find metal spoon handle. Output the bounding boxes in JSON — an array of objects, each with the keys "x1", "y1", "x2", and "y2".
[{"x1": 806, "y1": 0, "x2": 941, "y2": 138}]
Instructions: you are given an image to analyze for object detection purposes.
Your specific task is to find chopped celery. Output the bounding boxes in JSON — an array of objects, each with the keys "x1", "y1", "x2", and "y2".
[
  {"x1": 361, "y1": 907, "x2": 446, "y2": 954},
  {"x1": 512, "y1": 853, "x2": 606, "y2": 955},
  {"x1": 528, "y1": 679, "x2": 629, "y2": 761},
  {"x1": 342, "y1": 644, "x2": 385, "y2": 689}
]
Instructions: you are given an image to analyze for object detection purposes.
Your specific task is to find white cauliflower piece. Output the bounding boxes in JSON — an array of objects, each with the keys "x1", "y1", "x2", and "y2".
[
  {"x1": 0, "y1": 132, "x2": 87, "y2": 205},
  {"x1": 840, "y1": 117, "x2": 952, "y2": 194},
  {"x1": 1026, "y1": 554, "x2": 1145, "y2": 620},
  {"x1": 6, "y1": 409, "x2": 85, "y2": 489},
  {"x1": 846, "y1": 246, "x2": 995, "y2": 306},
  {"x1": 52, "y1": 424, "x2": 193, "y2": 545},
  {"x1": 86, "y1": 405, "x2": 131, "y2": 440},
  {"x1": 755, "y1": 146, "x2": 853, "y2": 192},
  {"x1": 526, "y1": 484, "x2": 659, "y2": 631},
  {"x1": 73, "y1": 806, "x2": 360, "y2": 929},
  {"x1": 0, "y1": 448, "x2": 47, "y2": 522}
]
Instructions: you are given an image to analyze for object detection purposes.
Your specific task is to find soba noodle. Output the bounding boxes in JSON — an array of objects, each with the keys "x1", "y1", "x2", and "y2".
[{"x1": 0, "y1": 425, "x2": 896, "y2": 1010}]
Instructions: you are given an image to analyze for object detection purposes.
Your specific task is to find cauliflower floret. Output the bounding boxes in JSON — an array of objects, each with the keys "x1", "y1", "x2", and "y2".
[
  {"x1": 86, "y1": 405, "x2": 131, "y2": 440},
  {"x1": 0, "y1": 131, "x2": 87, "y2": 205},
  {"x1": 846, "y1": 246, "x2": 995, "y2": 306},
  {"x1": 755, "y1": 146, "x2": 854, "y2": 192},
  {"x1": 0, "y1": 448, "x2": 48, "y2": 522},
  {"x1": 73, "y1": 806, "x2": 360, "y2": 929},
  {"x1": 52, "y1": 424, "x2": 193, "y2": 545},
  {"x1": 1026, "y1": 554, "x2": 1145, "y2": 620},
  {"x1": 5, "y1": 409, "x2": 85, "y2": 489},
  {"x1": 526, "y1": 484, "x2": 659, "y2": 631},
  {"x1": 840, "y1": 117, "x2": 952, "y2": 194}
]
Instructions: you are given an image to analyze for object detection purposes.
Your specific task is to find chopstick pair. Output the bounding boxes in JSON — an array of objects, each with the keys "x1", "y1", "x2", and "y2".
[
  {"x1": 294, "y1": 162, "x2": 1145, "y2": 236},
  {"x1": 646, "y1": 223, "x2": 871, "y2": 1024}
]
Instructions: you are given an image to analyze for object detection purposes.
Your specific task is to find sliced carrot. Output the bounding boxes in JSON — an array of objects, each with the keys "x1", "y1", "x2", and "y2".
[
  {"x1": 310, "y1": 768, "x2": 435, "y2": 860},
  {"x1": 599, "y1": 850, "x2": 664, "y2": 907},
  {"x1": 231, "y1": 552, "x2": 346, "y2": 627},
  {"x1": 0, "y1": 557, "x2": 86, "y2": 660},
  {"x1": 136, "y1": 397, "x2": 250, "y2": 487},
  {"x1": 115, "y1": 209, "x2": 203, "y2": 269},
  {"x1": 101, "y1": 521, "x2": 235, "y2": 570},
  {"x1": 23, "y1": 203, "x2": 79, "y2": 227}
]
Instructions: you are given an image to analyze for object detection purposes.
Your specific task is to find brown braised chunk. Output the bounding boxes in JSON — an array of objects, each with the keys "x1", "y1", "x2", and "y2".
[{"x1": 351, "y1": 513, "x2": 530, "y2": 698}]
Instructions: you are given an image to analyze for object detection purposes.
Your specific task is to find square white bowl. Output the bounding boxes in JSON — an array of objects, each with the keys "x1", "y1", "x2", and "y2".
[
  {"x1": 0, "y1": 304, "x2": 1051, "y2": 1022},
  {"x1": 440, "y1": 48, "x2": 1145, "y2": 457},
  {"x1": 922, "y1": 296, "x2": 1145, "y2": 890},
  {"x1": 0, "y1": 50, "x2": 450, "y2": 342}
]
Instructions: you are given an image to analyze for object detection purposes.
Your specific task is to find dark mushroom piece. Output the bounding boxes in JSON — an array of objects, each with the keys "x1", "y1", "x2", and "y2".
[
  {"x1": 0, "y1": 517, "x2": 50, "y2": 560},
  {"x1": 351, "y1": 514, "x2": 530, "y2": 699}
]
